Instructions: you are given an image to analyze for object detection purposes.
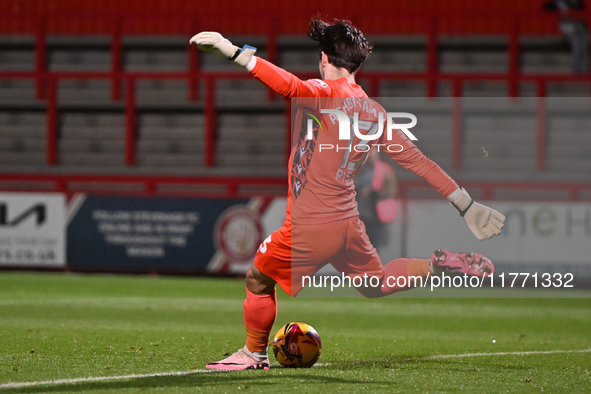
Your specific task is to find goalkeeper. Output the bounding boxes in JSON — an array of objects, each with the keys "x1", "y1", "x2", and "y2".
[{"x1": 190, "y1": 17, "x2": 505, "y2": 371}]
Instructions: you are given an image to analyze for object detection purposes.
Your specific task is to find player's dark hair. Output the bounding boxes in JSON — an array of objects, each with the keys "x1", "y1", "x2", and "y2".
[{"x1": 308, "y1": 17, "x2": 373, "y2": 74}]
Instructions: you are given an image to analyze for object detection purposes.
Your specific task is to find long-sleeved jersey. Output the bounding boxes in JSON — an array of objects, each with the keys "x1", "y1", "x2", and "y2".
[{"x1": 249, "y1": 58, "x2": 458, "y2": 225}]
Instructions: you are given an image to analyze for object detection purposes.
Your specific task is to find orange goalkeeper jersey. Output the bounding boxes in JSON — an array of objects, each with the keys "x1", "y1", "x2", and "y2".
[{"x1": 249, "y1": 58, "x2": 458, "y2": 225}]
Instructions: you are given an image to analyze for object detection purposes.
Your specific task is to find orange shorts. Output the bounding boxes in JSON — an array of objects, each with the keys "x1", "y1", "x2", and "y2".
[{"x1": 254, "y1": 216, "x2": 384, "y2": 296}]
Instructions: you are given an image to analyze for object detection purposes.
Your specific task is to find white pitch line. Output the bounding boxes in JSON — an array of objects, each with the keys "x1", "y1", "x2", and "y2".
[
  {"x1": 0, "y1": 369, "x2": 213, "y2": 390},
  {"x1": 1, "y1": 349, "x2": 589, "y2": 390},
  {"x1": 417, "y1": 348, "x2": 591, "y2": 360}
]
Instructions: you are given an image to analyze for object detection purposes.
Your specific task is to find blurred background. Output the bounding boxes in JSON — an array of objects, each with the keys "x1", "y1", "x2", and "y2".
[{"x1": 0, "y1": 0, "x2": 589, "y2": 282}]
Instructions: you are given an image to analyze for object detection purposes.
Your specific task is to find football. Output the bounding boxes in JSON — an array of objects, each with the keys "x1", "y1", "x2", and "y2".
[{"x1": 272, "y1": 322, "x2": 322, "y2": 368}]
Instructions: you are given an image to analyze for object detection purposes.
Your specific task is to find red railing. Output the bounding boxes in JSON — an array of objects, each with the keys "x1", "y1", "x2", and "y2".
[
  {"x1": 1, "y1": 12, "x2": 591, "y2": 172},
  {"x1": 0, "y1": 174, "x2": 287, "y2": 199},
  {"x1": 2, "y1": 70, "x2": 590, "y2": 170},
  {"x1": 0, "y1": 174, "x2": 590, "y2": 202}
]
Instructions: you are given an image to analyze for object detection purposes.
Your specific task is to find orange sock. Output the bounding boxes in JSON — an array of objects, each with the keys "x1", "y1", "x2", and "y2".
[
  {"x1": 407, "y1": 258, "x2": 432, "y2": 278},
  {"x1": 380, "y1": 258, "x2": 431, "y2": 295},
  {"x1": 244, "y1": 288, "x2": 277, "y2": 353}
]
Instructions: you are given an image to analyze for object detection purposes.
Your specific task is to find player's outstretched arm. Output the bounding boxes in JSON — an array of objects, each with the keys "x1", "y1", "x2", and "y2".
[
  {"x1": 189, "y1": 32, "x2": 257, "y2": 69},
  {"x1": 384, "y1": 132, "x2": 505, "y2": 240},
  {"x1": 448, "y1": 188, "x2": 506, "y2": 240},
  {"x1": 190, "y1": 31, "x2": 331, "y2": 99}
]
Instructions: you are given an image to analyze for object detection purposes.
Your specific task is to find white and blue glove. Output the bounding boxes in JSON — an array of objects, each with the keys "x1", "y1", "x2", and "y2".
[
  {"x1": 189, "y1": 31, "x2": 257, "y2": 69},
  {"x1": 449, "y1": 188, "x2": 506, "y2": 240}
]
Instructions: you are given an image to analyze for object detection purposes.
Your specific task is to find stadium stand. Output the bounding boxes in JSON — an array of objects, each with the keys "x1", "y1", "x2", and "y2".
[{"x1": 0, "y1": 0, "x2": 590, "y2": 196}]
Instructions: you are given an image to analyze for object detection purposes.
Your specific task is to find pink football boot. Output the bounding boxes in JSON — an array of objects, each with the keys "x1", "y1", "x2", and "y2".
[
  {"x1": 431, "y1": 249, "x2": 494, "y2": 277},
  {"x1": 206, "y1": 347, "x2": 270, "y2": 371}
]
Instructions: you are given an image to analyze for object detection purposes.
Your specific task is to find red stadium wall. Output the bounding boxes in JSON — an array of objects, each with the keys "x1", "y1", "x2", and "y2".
[{"x1": 0, "y1": 0, "x2": 589, "y2": 36}]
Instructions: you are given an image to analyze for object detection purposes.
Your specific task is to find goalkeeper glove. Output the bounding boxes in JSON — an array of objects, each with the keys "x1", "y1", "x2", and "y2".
[
  {"x1": 449, "y1": 188, "x2": 506, "y2": 240},
  {"x1": 189, "y1": 32, "x2": 257, "y2": 69}
]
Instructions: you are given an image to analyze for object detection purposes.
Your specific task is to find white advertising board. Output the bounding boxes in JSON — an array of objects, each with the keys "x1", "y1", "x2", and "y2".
[
  {"x1": 0, "y1": 192, "x2": 66, "y2": 267},
  {"x1": 405, "y1": 201, "x2": 591, "y2": 277}
]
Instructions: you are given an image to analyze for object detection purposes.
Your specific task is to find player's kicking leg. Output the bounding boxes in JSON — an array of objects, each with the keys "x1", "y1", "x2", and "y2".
[
  {"x1": 338, "y1": 217, "x2": 495, "y2": 297},
  {"x1": 375, "y1": 250, "x2": 494, "y2": 296},
  {"x1": 206, "y1": 265, "x2": 276, "y2": 371}
]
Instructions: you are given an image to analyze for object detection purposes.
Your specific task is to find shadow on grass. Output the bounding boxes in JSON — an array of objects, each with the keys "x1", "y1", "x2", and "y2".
[
  {"x1": 1, "y1": 368, "x2": 392, "y2": 393},
  {"x1": 324, "y1": 354, "x2": 531, "y2": 372},
  {"x1": 2, "y1": 354, "x2": 536, "y2": 393}
]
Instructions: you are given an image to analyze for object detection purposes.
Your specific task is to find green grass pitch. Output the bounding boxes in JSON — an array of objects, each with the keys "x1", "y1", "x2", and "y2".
[{"x1": 0, "y1": 272, "x2": 590, "y2": 392}]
